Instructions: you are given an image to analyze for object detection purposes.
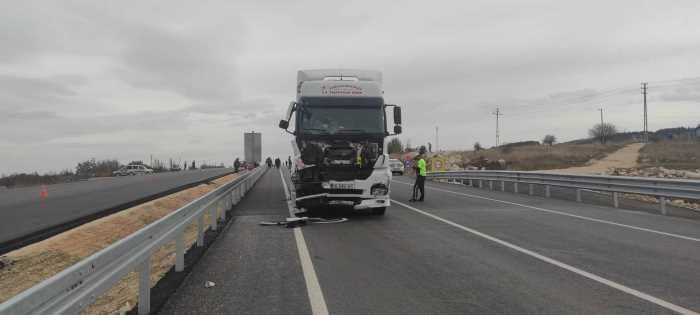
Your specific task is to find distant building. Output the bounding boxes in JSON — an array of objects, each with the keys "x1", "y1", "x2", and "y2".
[
  {"x1": 244, "y1": 132, "x2": 262, "y2": 163},
  {"x1": 695, "y1": 126, "x2": 700, "y2": 140}
]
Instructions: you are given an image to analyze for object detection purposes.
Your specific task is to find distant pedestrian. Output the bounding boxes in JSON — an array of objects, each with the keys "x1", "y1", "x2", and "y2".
[
  {"x1": 275, "y1": 158, "x2": 281, "y2": 169},
  {"x1": 183, "y1": 161, "x2": 187, "y2": 170},
  {"x1": 234, "y1": 158, "x2": 241, "y2": 173},
  {"x1": 287, "y1": 156, "x2": 292, "y2": 169},
  {"x1": 191, "y1": 160, "x2": 196, "y2": 170}
]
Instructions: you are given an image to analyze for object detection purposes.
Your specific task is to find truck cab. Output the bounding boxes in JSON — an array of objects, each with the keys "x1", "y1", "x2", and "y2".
[{"x1": 279, "y1": 69, "x2": 402, "y2": 215}]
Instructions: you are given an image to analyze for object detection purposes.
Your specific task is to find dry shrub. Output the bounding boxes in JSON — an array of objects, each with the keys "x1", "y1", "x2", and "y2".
[
  {"x1": 461, "y1": 143, "x2": 622, "y2": 171},
  {"x1": 638, "y1": 140, "x2": 700, "y2": 170}
]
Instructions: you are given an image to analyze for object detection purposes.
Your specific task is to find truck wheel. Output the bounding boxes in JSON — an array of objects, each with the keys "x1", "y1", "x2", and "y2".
[{"x1": 371, "y1": 207, "x2": 386, "y2": 216}]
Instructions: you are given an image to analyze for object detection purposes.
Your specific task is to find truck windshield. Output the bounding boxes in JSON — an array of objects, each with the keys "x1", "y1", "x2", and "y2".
[{"x1": 299, "y1": 98, "x2": 384, "y2": 135}]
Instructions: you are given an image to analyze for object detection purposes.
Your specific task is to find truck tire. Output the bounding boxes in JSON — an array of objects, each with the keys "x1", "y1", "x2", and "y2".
[{"x1": 371, "y1": 207, "x2": 386, "y2": 216}]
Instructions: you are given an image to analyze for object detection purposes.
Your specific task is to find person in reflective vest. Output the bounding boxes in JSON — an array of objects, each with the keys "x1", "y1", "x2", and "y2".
[{"x1": 410, "y1": 146, "x2": 427, "y2": 202}]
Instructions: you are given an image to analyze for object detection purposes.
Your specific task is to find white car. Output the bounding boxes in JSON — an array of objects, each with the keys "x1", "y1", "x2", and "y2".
[
  {"x1": 113, "y1": 165, "x2": 154, "y2": 176},
  {"x1": 389, "y1": 159, "x2": 405, "y2": 175}
]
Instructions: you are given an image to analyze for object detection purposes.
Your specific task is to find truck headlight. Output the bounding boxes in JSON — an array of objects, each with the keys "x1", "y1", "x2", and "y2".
[{"x1": 371, "y1": 184, "x2": 389, "y2": 196}]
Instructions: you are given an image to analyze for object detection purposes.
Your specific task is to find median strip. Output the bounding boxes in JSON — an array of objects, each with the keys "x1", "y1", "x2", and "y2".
[{"x1": 0, "y1": 172, "x2": 241, "y2": 314}]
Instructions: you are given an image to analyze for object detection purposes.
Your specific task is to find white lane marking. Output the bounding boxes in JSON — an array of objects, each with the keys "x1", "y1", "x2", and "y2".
[
  {"x1": 392, "y1": 200, "x2": 699, "y2": 315},
  {"x1": 393, "y1": 180, "x2": 700, "y2": 244},
  {"x1": 279, "y1": 169, "x2": 330, "y2": 315}
]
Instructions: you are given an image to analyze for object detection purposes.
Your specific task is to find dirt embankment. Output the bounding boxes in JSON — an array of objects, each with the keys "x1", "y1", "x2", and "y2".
[
  {"x1": 542, "y1": 142, "x2": 644, "y2": 175},
  {"x1": 0, "y1": 172, "x2": 240, "y2": 314},
  {"x1": 435, "y1": 143, "x2": 624, "y2": 172}
]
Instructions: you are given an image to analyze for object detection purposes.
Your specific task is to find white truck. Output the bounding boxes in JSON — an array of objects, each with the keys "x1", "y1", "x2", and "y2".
[{"x1": 278, "y1": 69, "x2": 402, "y2": 215}]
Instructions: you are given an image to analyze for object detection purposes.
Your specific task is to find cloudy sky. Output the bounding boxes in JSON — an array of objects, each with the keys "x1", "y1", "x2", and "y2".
[{"x1": 2, "y1": 0, "x2": 700, "y2": 174}]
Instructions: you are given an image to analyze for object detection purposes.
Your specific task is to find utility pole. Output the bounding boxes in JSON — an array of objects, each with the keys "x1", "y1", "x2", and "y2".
[
  {"x1": 492, "y1": 107, "x2": 503, "y2": 146},
  {"x1": 435, "y1": 126, "x2": 439, "y2": 152},
  {"x1": 598, "y1": 108, "x2": 605, "y2": 144},
  {"x1": 641, "y1": 82, "x2": 648, "y2": 143}
]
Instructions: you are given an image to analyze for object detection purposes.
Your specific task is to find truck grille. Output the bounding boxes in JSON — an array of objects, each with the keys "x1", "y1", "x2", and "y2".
[{"x1": 321, "y1": 168, "x2": 373, "y2": 181}]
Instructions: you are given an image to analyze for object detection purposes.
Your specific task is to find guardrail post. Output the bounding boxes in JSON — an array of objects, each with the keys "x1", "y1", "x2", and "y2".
[
  {"x1": 210, "y1": 206, "x2": 218, "y2": 231},
  {"x1": 468, "y1": 179, "x2": 473, "y2": 187},
  {"x1": 613, "y1": 192, "x2": 619, "y2": 208},
  {"x1": 220, "y1": 200, "x2": 226, "y2": 221},
  {"x1": 545, "y1": 185, "x2": 551, "y2": 198},
  {"x1": 138, "y1": 256, "x2": 151, "y2": 315},
  {"x1": 660, "y1": 197, "x2": 667, "y2": 215},
  {"x1": 197, "y1": 214, "x2": 204, "y2": 247},
  {"x1": 576, "y1": 189, "x2": 582, "y2": 202},
  {"x1": 513, "y1": 182, "x2": 518, "y2": 194},
  {"x1": 175, "y1": 232, "x2": 185, "y2": 272},
  {"x1": 489, "y1": 180, "x2": 494, "y2": 190},
  {"x1": 529, "y1": 184, "x2": 534, "y2": 196},
  {"x1": 479, "y1": 179, "x2": 484, "y2": 188},
  {"x1": 500, "y1": 181, "x2": 505, "y2": 192}
]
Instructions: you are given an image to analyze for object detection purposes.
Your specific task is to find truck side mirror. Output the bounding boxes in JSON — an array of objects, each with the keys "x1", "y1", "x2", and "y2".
[
  {"x1": 279, "y1": 120, "x2": 289, "y2": 129},
  {"x1": 394, "y1": 125, "x2": 402, "y2": 134},
  {"x1": 393, "y1": 106, "x2": 402, "y2": 125}
]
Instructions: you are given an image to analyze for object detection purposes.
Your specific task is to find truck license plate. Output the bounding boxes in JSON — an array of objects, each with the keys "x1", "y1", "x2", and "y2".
[{"x1": 330, "y1": 182, "x2": 355, "y2": 190}]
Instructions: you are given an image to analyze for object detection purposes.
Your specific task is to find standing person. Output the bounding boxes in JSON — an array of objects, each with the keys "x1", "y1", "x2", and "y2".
[
  {"x1": 410, "y1": 146, "x2": 427, "y2": 202},
  {"x1": 287, "y1": 156, "x2": 292, "y2": 169},
  {"x1": 234, "y1": 158, "x2": 241, "y2": 173},
  {"x1": 274, "y1": 157, "x2": 281, "y2": 169}
]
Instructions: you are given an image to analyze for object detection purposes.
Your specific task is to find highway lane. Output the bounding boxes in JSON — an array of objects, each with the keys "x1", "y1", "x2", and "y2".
[
  {"x1": 160, "y1": 171, "x2": 700, "y2": 314},
  {"x1": 159, "y1": 168, "x2": 311, "y2": 315},
  {"x1": 0, "y1": 168, "x2": 234, "y2": 245}
]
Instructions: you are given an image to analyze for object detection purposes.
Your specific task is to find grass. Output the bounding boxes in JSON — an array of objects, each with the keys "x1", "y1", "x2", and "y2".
[
  {"x1": 453, "y1": 143, "x2": 623, "y2": 171},
  {"x1": 638, "y1": 139, "x2": 700, "y2": 170}
]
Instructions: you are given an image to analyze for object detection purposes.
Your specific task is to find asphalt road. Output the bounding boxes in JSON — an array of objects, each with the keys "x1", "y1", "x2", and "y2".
[
  {"x1": 161, "y1": 170, "x2": 700, "y2": 314},
  {"x1": 0, "y1": 168, "x2": 234, "y2": 245}
]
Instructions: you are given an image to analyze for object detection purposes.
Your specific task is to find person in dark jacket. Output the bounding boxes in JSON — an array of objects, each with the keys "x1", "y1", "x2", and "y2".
[{"x1": 234, "y1": 158, "x2": 241, "y2": 172}]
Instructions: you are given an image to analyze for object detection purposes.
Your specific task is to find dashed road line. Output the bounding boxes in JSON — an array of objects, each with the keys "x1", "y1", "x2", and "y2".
[{"x1": 393, "y1": 180, "x2": 700, "y2": 244}]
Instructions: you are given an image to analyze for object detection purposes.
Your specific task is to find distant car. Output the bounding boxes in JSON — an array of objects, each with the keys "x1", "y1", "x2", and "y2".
[
  {"x1": 389, "y1": 159, "x2": 405, "y2": 175},
  {"x1": 113, "y1": 165, "x2": 154, "y2": 176}
]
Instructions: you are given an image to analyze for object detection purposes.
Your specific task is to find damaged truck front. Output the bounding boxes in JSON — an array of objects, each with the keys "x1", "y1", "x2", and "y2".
[{"x1": 278, "y1": 69, "x2": 402, "y2": 215}]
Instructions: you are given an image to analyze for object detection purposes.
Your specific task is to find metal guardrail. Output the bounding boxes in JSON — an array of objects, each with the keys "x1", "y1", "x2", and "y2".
[
  {"x1": 0, "y1": 167, "x2": 264, "y2": 315},
  {"x1": 427, "y1": 170, "x2": 700, "y2": 215}
]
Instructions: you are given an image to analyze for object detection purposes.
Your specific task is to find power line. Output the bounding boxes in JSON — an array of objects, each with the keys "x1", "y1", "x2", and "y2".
[{"x1": 492, "y1": 107, "x2": 503, "y2": 146}]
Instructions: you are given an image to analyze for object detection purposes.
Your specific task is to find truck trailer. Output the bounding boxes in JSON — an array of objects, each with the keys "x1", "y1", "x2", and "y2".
[{"x1": 278, "y1": 69, "x2": 402, "y2": 215}]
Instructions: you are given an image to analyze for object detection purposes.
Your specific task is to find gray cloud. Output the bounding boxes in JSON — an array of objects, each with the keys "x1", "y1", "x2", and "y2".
[
  {"x1": 0, "y1": 109, "x2": 189, "y2": 143},
  {"x1": 0, "y1": 74, "x2": 81, "y2": 109},
  {"x1": 2, "y1": 0, "x2": 700, "y2": 174},
  {"x1": 117, "y1": 26, "x2": 239, "y2": 105}
]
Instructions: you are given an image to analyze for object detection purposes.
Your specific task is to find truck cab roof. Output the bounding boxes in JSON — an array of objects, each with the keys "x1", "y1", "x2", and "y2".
[{"x1": 297, "y1": 69, "x2": 383, "y2": 99}]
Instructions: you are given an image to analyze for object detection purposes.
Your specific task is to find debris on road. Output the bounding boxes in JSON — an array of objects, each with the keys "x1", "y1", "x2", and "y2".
[
  {"x1": 259, "y1": 217, "x2": 348, "y2": 228},
  {"x1": 117, "y1": 301, "x2": 131, "y2": 315},
  {"x1": 0, "y1": 256, "x2": 12, "y2": 270}
]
